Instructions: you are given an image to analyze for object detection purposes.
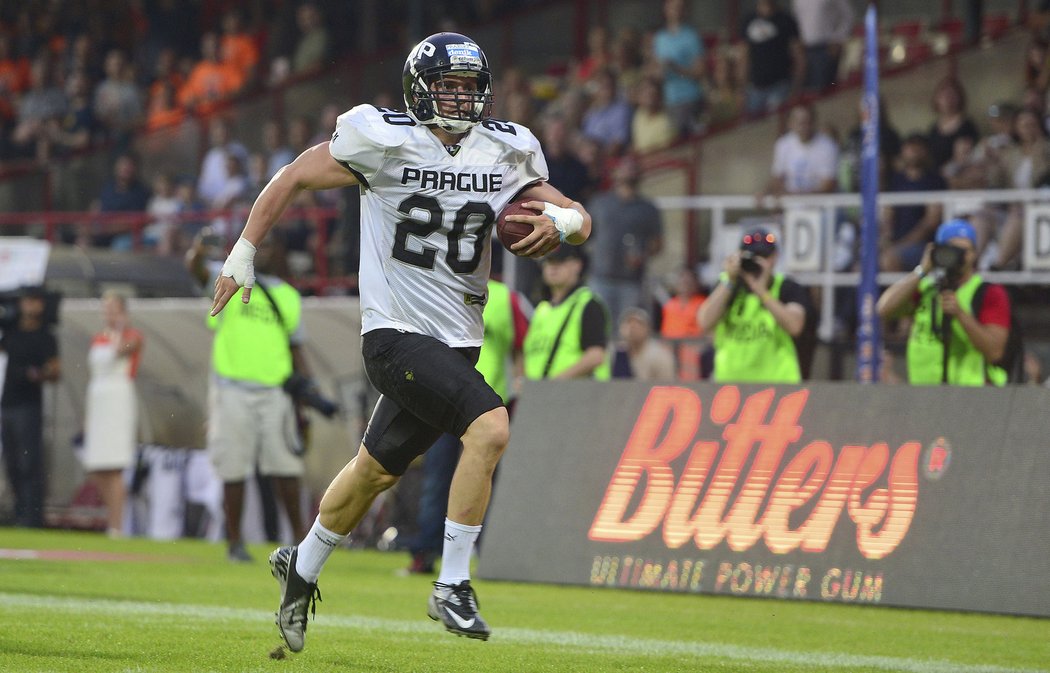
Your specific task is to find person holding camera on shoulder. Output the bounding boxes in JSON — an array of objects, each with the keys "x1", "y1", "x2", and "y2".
[
  {"x1": 698, "y1": 228, "x2": 812, "y2": 383},
  {"x1": 876, "y1": 219, "x2": 1012, "y2": 386},
  {"x1": 186, "y1": 231, "x2": 332, "y2": 561}
]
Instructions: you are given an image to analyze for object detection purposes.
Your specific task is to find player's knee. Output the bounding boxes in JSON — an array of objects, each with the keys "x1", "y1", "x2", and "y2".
[{"x1": 466, "y1": 406, "x2": 510, "y2": 454}]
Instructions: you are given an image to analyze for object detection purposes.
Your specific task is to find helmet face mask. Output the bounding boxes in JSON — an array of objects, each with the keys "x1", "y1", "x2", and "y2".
[{"x1": 403, "y1": 33, "x2": 493, "y2": 134}]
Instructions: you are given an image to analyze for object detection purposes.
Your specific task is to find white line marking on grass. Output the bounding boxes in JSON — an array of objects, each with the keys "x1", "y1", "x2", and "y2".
[{"x1": 2, "y1": 593, "x2": 1045, "y2": 673}]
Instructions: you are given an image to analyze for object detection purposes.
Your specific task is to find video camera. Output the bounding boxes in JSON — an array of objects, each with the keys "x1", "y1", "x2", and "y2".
[
  {"x1": 929, "y1": 243, "x2": 967, "y2": 290},
  {"x1": 283, "y1": 373, "x2": 340, "y2": 418}
]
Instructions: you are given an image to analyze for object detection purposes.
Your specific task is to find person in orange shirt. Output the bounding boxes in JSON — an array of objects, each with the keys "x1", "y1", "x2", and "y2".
[
  {"x1": 178, "y1": 33, "x2": 243, "y2": 114},
  {"x1": 220, "y1": 9, "x2": 260, "y2": 89},
  {"x1": 660, "y1": 266, "x2": 708, "y2": 379},
  {"x1": 146, "y1": 80, "x2": 184, "y2": 131}
]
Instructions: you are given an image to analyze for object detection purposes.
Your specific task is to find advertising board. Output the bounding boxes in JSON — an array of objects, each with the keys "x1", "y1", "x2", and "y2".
[{"x1": 479, "y1": 382, "x2": 1050, "y2": 616}]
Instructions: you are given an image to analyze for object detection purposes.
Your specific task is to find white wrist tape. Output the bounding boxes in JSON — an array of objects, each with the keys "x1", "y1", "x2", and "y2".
[
  {"x1": 542, "y1": 203, "x2": 583, "y2": 242},
  {"x1": 220, "y1": 237, "x2": 257, "y2": 288}
]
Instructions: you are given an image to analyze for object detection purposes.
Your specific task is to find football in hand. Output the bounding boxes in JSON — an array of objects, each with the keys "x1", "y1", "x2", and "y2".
[{"x1": 496, "y1": 201, "x2": 542, "y2": 253}]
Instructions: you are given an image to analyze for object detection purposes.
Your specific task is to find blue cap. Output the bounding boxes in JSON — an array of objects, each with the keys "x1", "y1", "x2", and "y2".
[{"x1": 935, "y1": 219, "x2": 977, "y2": 246}]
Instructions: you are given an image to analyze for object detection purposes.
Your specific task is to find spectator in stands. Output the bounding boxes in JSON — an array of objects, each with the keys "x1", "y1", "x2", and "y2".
[
  {"x1": 542, "y1": 114, "x2": 594, "y2": 204},
  {"x1": 760, "y1": 102, "x2": 839, "y2": 201},
  {"x1": 698, "y1": 228, "x2": 811, "y2": 383},
  {"x1": 11, "y1": 56, "x2": 67, "y2": 159},
  {"x1": 49, "y1": 68, "x2": 95, "y2": 157},
  {"x1": 926, "y1": 76, "x2": 980, "y2": 171},
  {"x1": 63, "y1": 33, "x2": 102, "y2": 83},
  {"x1": 178, "y1": 33, "x2": 242, "y2": 115},
  {"x1": 611, "y1": 307, "x2": 676, "y2": 380},
  {"x1": 523, "y1": 246, "x2": 611, "y2": 381},
  {"x1": 287, "y1": 114, "x2": 314, "y2": 153},
  {"x1": 982, "y1": 101, "x2": 1020, "y2": 156},
  {"x1": 147, "y1": 47, "x2": 185, "y2": 104},
  {"x1": 91, "y1": 152, "x2": 151, "y2": 247},
  {"x1": 610, "y1": 26, "x2": 646, "y2": 103},
  {"x1": 196, "y1": 117, "x2": 249, "y2": 207},
  {"x1": 651, "y1": 0, "x2": 707, "y2": 137},
  {"x1": 987, "y1": 106, "x2": 1050, "y2": 270},
  {"x1": 879, "y1": 134, "x2": 946, "y2": 272},
  {"x1": 309, "y1": 104, "x2": 343, "y2": 148},
  {"x1": 706, "y1": 46, "x2": 746, "y2": 126},
  {"x1": 262, "y1": 120, "x2": 295, "y2": 181},
  {"x1": 659, "y1": 266, "x2": 708, "y2": 379},
  {"x1": 585, "y1": 155, "x2": 664, "y2": 325},
  {"x1": 740, "y1": 0, "x2": 805, "y2": 117},
  {"x1": 1, "y1": 285, "x2": 61, "y2": 528},
  {"x1": 145, "y1": 79, "x2": 183, "y2": 132},
  {"x1": 941, "y1": 134, "x2": 999, "y2": 259},
  {"x1": 186, "y1": 232, "x2": 310, "y2": 561},
  {"x1": 92, "y1": 49, "x2": 142, "y2": 146},
  {"x1": 580, "y1": 68, "x2": 633, "y2": 157},
  {"x1": 82, "y1": 291, "x2": 144, "y2": 539},
  {"x1": 791, "y1": 0, "x2": 854, "y2": 91},
  {"x1": 839, "y1": 95, "x2": 902, "y2": 195},
  {"x1": 572, "y1": 25, "x2": 611, "y2": 86},
  {"x1": 208, "y1": 153, "x2": 249, "y2": 211},
  {"x1": 876, "y1": 219, "x2": 1012, "y2": 386},
  {"x1": 631, "y1": 76, "x2": 677, "y2": 154},
  {"x1": 291, "y1": 3, "x2": 329, "y2": 75},
  {"x1": 144, "y1": 172, "x2": 181, "y2": 254},
  {"x1": 0, "y1": 34, "x2": 31, "y2": 130},
  {"x1": 220, "y1": 9, "x2": 260, "y2": 91}
]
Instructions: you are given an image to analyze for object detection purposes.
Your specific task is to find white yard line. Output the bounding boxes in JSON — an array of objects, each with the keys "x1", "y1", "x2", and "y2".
[{"x1": 1, "y1": 592, "x2": 1045, "y2": 673}]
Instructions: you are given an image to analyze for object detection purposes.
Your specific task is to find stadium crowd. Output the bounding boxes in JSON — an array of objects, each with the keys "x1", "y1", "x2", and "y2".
[{"x1": 1, "y1": 0, "x2": 1049, "y2": 387}]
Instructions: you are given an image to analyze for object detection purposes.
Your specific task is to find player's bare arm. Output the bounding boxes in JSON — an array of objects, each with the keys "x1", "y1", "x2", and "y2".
[
  {"x1": 507, "y1": 181, "x2": 592, "y2": 259},
  {"x1": 211, "y1": 142, "x2": 359, "y2": 315}
]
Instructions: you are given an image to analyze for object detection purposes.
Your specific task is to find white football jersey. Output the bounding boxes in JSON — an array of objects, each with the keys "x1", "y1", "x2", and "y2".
[{"x1": 330, "y1": 105, "x2": 548, "y2": 347}]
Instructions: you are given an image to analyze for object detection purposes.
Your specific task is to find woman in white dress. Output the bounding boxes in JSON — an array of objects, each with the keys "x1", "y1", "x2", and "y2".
[{"x1": 83, "y1": 291, "x2": 144, "y2": 538}]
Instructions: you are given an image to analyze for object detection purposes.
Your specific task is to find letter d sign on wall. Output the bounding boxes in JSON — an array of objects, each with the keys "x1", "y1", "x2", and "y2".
[
  {"x1": 1024, "y1": 204, "x2": 1050, "y2": 271},
  {"x1": 784, "y1": 208, "x2": 822, "y2": 272}
]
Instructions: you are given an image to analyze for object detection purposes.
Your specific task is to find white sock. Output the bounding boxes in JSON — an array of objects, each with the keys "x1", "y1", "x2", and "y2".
[
  {"x1": 295, "y1": 518, "x2": 346, "y2": 583},
  {"x1": 437, "y1": 518, "x2": 482, "y2": 586}
]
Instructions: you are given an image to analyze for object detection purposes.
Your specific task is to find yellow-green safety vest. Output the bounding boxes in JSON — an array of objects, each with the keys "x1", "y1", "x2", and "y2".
[
  {"x1": 713, "y1": 274, "x2": 801, "y2": 384},
  {"x1": 523, "y1": 286, "x2": 610, "y2": 380},
  {"x1": 208, "y1": 281, "x2": 301, "y2": 386},
  {"x1": 906, "y1": 273, "x2": 1006, "y2": 386}
]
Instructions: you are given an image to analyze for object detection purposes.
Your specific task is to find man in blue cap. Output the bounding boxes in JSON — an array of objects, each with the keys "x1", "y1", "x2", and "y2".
[{"x1": 876, "y1": 219, "x2": 1013, "y2": 385}]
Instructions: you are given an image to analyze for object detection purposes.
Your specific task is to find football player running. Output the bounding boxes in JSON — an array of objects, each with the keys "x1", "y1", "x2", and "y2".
[{"x1": 211, "y1": 32, "x2": 591, "y2": 651}]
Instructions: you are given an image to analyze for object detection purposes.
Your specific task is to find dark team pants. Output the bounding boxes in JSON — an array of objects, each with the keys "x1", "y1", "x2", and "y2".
[
  {"x1": 1, "y1": 404, "x2": 46, "y2": 528},
  {"x1": 361, "y1": 329, "x2": 504, "y2": 476}
]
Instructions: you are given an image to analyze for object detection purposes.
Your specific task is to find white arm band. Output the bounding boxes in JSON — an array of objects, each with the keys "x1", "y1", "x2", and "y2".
[
  {"x1": 220, "y1": 237, "x2": 257, "y2": 288},
  {"x1": 542, "y1": 202, "x2": 583, "y2": 242}
]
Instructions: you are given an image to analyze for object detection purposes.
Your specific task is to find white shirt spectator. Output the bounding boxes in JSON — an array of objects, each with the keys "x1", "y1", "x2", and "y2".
[
  {"x1": 772, "y1": 130, "x2": 840, "y2": 193},
  {"x1": 791, "y1": 0, "x2": 854, "y2": 47}
]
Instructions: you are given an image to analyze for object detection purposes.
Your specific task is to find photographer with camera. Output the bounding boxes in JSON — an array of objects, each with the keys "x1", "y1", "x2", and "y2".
[
  {"x1": 876, "y1": 219, "x2": 1013, "y2": 386},
  {"x1": 187, "y1": 231, "x2": 333, "y2": 561},
  {"x1": 698, "y1": 228, "x2": 812, "y2": 383}
]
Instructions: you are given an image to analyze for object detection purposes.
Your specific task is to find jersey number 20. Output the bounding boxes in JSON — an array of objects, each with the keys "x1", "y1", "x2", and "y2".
[{"x1": 393, "y1": 194, "x2": 494, "y2": 274}]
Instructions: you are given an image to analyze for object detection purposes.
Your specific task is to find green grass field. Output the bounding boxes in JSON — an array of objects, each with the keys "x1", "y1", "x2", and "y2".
[{"x1": 0, "y1": 529, "x2": 1046, "y2": 673}]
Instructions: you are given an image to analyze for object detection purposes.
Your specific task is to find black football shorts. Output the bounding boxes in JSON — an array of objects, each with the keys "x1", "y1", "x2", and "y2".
[{"x1": 360, "y1": 328, "x2": 504, "y2": 475}]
